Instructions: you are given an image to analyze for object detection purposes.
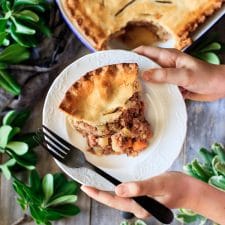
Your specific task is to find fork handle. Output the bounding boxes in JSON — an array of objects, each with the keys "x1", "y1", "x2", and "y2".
[
  {"x1": 92, "y1": 165, "x2": 120, "y2": 185},
  {"x1": 90, "y1": 164, "x2": 174, "y2": 224}
]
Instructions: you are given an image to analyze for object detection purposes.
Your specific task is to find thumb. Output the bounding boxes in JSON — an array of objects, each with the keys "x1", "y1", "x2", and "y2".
[{"x1": 142, "y1": 68, "x2": 192, "y2": 87}]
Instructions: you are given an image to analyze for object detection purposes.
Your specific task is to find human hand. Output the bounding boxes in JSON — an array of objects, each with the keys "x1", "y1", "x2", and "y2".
[
  {"x1": 134, "y1": 46, "x2": 225, "y2": 101},
  {"x1": 81, "y1": 172, "x2": 199, "y2": 219}
]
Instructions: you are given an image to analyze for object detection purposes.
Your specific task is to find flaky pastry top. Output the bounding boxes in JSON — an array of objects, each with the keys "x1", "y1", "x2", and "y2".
[
  {"x1": 59, "y1": 63, "x2": 140, "y2": 125},
  {"x1": 62, "y1": 0, "x2": 224, "y2": 50}
]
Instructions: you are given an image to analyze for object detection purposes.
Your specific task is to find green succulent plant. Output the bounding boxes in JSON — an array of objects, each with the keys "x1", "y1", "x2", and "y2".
[
  {"x1": 0, "y1": 109, "x2": 37, "y2": 179},
  {"x1": 176, "y1": 143, "x2": 225, "y2": 224},
  {"x1": 13, "y1": 171, "x2": 80, "y2": 225}
]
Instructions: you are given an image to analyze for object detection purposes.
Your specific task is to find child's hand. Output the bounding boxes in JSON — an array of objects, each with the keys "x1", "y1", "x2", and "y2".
[
  {"x1": 81, "y1": 172, "x2": 198, "y2": 219},
  {"x1": 134, "y1": 46, "x2": 225, "y2": 101}
]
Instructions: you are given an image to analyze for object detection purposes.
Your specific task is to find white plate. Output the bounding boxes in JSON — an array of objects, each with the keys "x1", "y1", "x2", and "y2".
[
  {"x1": 56, "y1": 0, "x2": 225, "y2": 52},
  {"x1": 43, "y1": 50, "x2": 187, "y2": 191}
]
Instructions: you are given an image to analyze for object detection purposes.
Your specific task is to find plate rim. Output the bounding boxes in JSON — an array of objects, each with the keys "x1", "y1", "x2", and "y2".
[{"x1": 42, "y1": 49, "x2": 187, "y2": 190}]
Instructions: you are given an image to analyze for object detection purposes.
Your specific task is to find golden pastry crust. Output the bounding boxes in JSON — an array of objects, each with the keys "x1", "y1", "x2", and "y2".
[
  {"x1": 59, "y1": 63, "x2": 140, "y2": 126},
  {"x1": 61, "y1": 0, "x2": 224, "y2": 50},
  {"x1": 62, "y1": 0, "x2": 108, "y2": 49},
  {"x1": 175, "y1": 0, "x2": 224, "y2": 49}
]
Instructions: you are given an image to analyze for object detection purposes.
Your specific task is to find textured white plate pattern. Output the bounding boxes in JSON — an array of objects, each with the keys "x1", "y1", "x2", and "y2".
[{"x1": 43, "y1": 50, "x2": 187, "y2": 191}]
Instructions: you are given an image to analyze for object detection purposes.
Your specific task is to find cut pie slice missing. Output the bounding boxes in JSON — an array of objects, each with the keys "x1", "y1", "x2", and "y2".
[
  {"x1": 62, "y1": 0, "x2": 224, "y2": 50},
  {"x1": 59, "y1": 63, "x2": 153, "y2": 156}
]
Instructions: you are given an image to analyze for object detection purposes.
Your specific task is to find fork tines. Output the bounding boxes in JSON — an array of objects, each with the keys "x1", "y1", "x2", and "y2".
[{"x1": 33, "y1": 126, "x2": 72, "y2": 162}]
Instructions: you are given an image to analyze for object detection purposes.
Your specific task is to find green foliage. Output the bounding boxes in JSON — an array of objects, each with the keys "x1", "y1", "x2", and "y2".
[
  {"x1": 176, "y1": 143, "x2": 225, "y2": 224},
  {"x1": 13, "y1": 171, "x2": 80, "y2": 225},
  {"x1": 176, "y1": 209, "x2": 207, "y2": 225},
  {"x1": 120, "y1": 220, "x2": 147, "y2": 225},
  {"x1": 0, "y1": 108, "x2": 81, "y2": 224},
  {"x1": 0, "y1": 0, "x2": 51, "y2": 95},
  {"x1": 0, "y1": 43, "x2": 30, "y2": 95},
  {"x1": 190, "y1": 37, "x2": 224, "y2": 65},
  {"x1": 0, "y1": 0, "x2": 51, "y2": 48},
  {"x1": 3, "y1": 108, "x2": 30, "y2": 127},
  {"x1": 0, "y1": 109, "x2": 37, "y2": 179}
]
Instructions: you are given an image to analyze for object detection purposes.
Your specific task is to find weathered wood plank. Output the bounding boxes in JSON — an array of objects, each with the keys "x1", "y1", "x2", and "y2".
[
  {"x1": 0, "y1": 176, "x2": 25, "y2": 225},
  {"x1": 91, "y1": 200, "x2": 122, "y2": 225}
]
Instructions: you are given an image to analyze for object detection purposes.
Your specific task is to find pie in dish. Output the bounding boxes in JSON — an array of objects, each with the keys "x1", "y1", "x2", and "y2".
[
  {"x1": 61, "y1": 0, "x2": 224, "y2": 50},
  {"x1": 59, "y1": 63, "x2": 153, "y2": 156}
]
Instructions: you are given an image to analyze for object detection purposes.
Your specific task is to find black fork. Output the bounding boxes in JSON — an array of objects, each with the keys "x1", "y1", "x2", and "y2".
[{"x1": 34, "y1": 125, "x2": 174, "y2": 224}]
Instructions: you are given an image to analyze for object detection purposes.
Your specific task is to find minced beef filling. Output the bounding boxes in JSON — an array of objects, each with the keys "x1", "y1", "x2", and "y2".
[{"x1": 73, "y1": 93, "x2": 152, "y2": 156}]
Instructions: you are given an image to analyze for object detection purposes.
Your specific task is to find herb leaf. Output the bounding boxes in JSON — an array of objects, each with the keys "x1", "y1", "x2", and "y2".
[
  {"x1": 0, "y1": 125, "x2": 12, "y2": 148},
  {"x1": 42, "y1": 174, "x2": 54, "y2": 202},
  {"x1": 0, "y1": 44, "x2": 30, "y2": 64},
  {"x1": 10, "y1": 23, "x2": 37, "y2": 47},
  {"x1": 30, "y1": 170, "x2": 42, "y2": 194},
  {"x1": 11, "y1": 17, "x2": 36, "y2": 35},
  {"x1": 8, "y1": 127, "x2": 21, "y2": 141},
  {"x1": 199, "y1": 42, "x2": 221, "y2": 53},
  {"x1": 14, "y1": 10, "x2": 40, "y2": 22},
  {"x1": 0, "y1": 69, "x2": 21, "y2": 95},
  {"x1": 3, "y1": 109, "x2": 30, "y2": 128},
  {"x1": 0, "y1": 18, "x2": 7, "y2": 32},
  {"x1": 47, "y1": 195, "x2": 77, "y2": 207},
  {"x1": 6, "y1": 141, "x2": 29, "y2": 155},
  {"x1": 195, "y1": 52, "x2": 220, "y2": 65},
  {"x1": 51, "y1": 204, "x2": 80, "y2": 216},
  {"x1": 0, "y1": 32, "x2": 8, "y2": 45},
  {"x1": 0, "y1": 158, "x2": 16, "y2": 179}
]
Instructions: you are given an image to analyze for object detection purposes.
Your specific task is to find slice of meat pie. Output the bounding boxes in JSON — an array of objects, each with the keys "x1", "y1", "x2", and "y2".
[{"x1": 59, "y1": 63, "x2": 153, "y2": 156}]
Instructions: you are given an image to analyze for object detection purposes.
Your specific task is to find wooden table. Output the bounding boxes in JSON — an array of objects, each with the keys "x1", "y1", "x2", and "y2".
[{"x1": 1, "y1": 17, "x2": 225, "y2": 225}]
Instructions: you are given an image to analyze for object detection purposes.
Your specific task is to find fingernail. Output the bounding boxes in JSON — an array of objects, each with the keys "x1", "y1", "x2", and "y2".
[
  {"x1": 142, "y1": 71, "x2": 152, "y2": 81},
  {"x1": 115, "y1": 184, "x2": 127, "y2": 196},
  {"x1": 133, "y1": 46, "x2": 142, "y2": 52},
  {"x1": 80, "y1": 185, "x2": 85, "y2": 191},
  {"x1": 81, "y1": 185, "x2": 90, "y2": 192},
  {"x1": 146, "y1": 69, "x2": 164, "y2": 81}
]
